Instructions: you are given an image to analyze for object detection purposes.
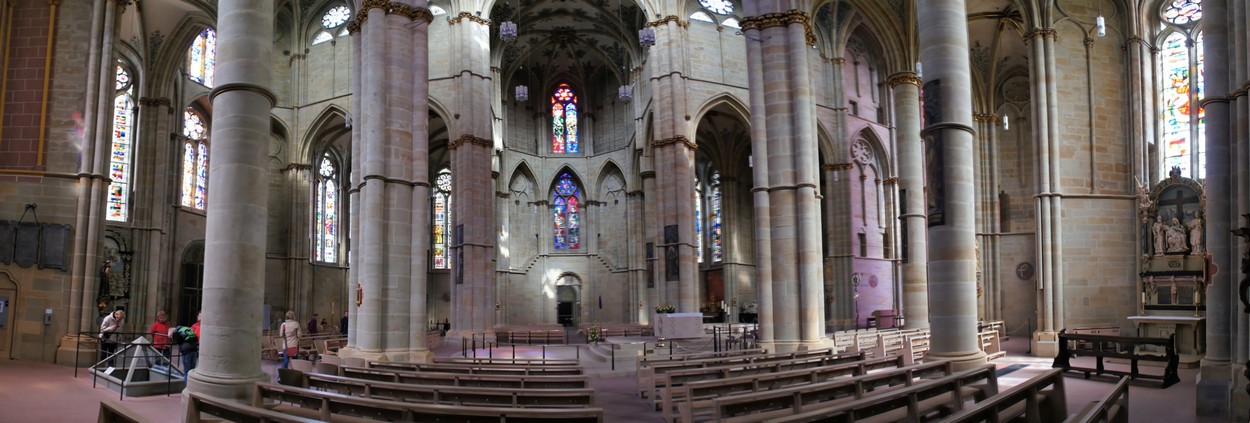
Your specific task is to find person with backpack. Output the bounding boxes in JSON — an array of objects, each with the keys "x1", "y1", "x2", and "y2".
[
  {"x1": 169, "y1": 323, "x2": 199, "y2": 380},
  {"x1": 280, "y1": 310, "x2": 301, "y2": 369}
]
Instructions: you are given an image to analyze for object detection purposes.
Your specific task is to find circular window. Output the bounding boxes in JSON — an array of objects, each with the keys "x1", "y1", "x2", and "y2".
[
  {"x1": 322, "y1": 5, "x2": 351, "y2": 28},
  {"x1": 1162, "y1": 0, "x2": 1201, "y2": 25},
  {"x1": 699, "y1": 0, "x2": 733, "y2": 15}
]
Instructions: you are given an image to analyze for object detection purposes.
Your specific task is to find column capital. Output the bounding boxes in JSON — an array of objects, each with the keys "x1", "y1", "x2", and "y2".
[
  {"x1": 347, "y1": 2, "x2": 434, "y2": 34},
  {"x1": 823, "y1": 163, "x2": 853, "y2": 172},
  {"x1": 882, "y1": 177, "x2": 899, "y2": 185},
  {"x1": 210, "y1": 82, "x2": 277, "y2": 107},
  {"x1": 740, "y1": 10, "x2": 816, "y2": 46},
  {"x1": 1024, "y1": 27, "x2": 1057, "y2": 41},
  {"x1": 640, "y1": 171, "x2": 656, "y2": 179},
  {"x1": 886, "y1": 72, "x2": 921, "y2": 88},
  {"x1": 138, "y1": 97, "x2": 174, "y2": 114},
  {"x1": 647, "y1": 15, "x2": 690, "y2": 29},
  {"x1": 449, "y1": 11, "x2": 490, "y2": 26},
  {"x1": 651, "y1": 135, "x2": 696, "y2": 150},
  {"x1": 449, "y1": 134, "x2": 492, "y2": 150},
  {"x1": 972, "y1": 113, "x2": 1000, "y2": 123},
  {"x1": 921, "y1": 122, "x2": 977, "y2": 137}
]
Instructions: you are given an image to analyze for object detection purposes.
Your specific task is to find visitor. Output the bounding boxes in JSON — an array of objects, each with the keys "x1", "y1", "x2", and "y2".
[
  {"x1": 98, "y1": 309, "x2": 125, "y2": 363},
  {"x1": 169, "y1": 323, "x2": 198, "y2": 380},
  {"x1": 307, "y1": 313, "x2": 319, "y2": 335},
  {"x1": 340, "y1": 311, "x2": 348, "y2": 335},
  {"x1": 148, "y1": 310, "x2": 172, "y2": 361},
  {"x1": 280, "y1": 311, "x2": 301, "y2": 369},
  {"x1": 191, "y1": 312, "x2": 201, "y2": 338}
]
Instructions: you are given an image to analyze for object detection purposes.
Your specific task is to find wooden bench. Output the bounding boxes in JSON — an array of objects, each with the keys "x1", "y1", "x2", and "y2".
[
  {"x1": 367, "y1": 361, "x2": 583, "y2": 375},
  {"x1": 494, "y1": 324, "x2": 567, "y2": 344},
  {"x1": 340, "y1": 366, "x2": 589, "y2": 389},
  {"x1": 979, "y1": 320, "x2": 1008, "y2": 340},
  {"x1": 939, "y1": 368, "x2": 1069, "y2": 423},
  {"x1": 640, "y1": 348, "x2": 839, "y2": 398},
  {"x1": 1053, "y1": 329, "x2": 1181, "y2": 388},
  {"x1": 186, "y1": 391, "x2": 323, "y2": 423},
  {"x1": 1066, "y1": 376, "x2": 1130, "y2": 423},
  {"x1": 980, "y1": 329, "x2": 1007, "y2": 361},
  {"x1": 253, "y1": 382, "x2": 604, "y2": 422},
  {"x1": 435, "y1": 357, "x2": 580, "y2": 366},
  {"x1": 870, "y1": 330, "x2": 930, "y2": 364},
  {"x1": 753, "y1": 363, "x2": 999, "y2": 423},
  {"x1": 655, "y1": 352, "x2": 870, "y2": 412},
  {"x1": 665, "y1": 356, "x2": 907, "y2": 423},
  {"x1": 97, "y1": 401, "x2": 154, "y2": 423},
  {"x1": 306, "y1": 373, "x2": 596, "y2": 408}
]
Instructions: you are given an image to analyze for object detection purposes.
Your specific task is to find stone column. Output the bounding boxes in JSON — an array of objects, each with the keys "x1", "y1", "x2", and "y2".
[
  {"x1": 448, "y1": 10, "x2": 496, "y2": 338},
  {"x1": 1227, "y1": 1, "x2": 1250, "y2": 420},
  {"x1": 185, "y1": 0, "x2": 273, "y2": 400},
  {"x1": 917, "y1": 0, "x2": 986, "y2": 370},
  {"x1": 647, "y1": 17, "x2": 698, "y2": 313},
  {"x1": 407, "y1": 0, "x2": 433, "y2": 360},
  {"x1": 1198, "y1": 0, "x2": 1232, "y2": 417},
  {"x1": 887, "y1": 72, "x2": 929, "y2": 329},
  {"x1": 823, "y1": 56, "x2": 855, "y2": 332},
  {"x1": 742, "y1": 5, "x2": 827, "y2": 352},
  {"x1": 1024, "y1": 24, "x2": 1063, "y2": 357}
]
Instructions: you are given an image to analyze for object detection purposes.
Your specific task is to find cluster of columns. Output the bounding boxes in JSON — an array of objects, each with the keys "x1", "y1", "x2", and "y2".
[{"x1": 887, "y1": 72, "x2": 930, "y2": 331}]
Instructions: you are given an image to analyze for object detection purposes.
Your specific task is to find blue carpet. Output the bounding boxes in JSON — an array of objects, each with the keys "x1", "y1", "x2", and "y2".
[{"x1": 996, "y1": 363, "x2": 1029, "y2": 377}]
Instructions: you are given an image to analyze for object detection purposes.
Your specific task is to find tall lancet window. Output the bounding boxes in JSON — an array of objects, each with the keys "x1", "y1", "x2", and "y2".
[
  {"x1": 432, "y1": 168, "x2": 452, "y2": 269},
  {"x1": 1159, "y1": 0, "x2": 1204, "y2": 179},
  {"x1": 551, "y1": 84, "x2": 579, "y2": 154},
  {"x1": 314, "y1": 153, "x2": 340, "y2": 263},
  {"x1": 180, "y1": 108, "x2": 209, "y2": 210},
  {"x1": 187, "y1": 28, "x2": 216, "y2": 88},
  {"x1": 709, "y1": 171, "x2": 723, "y2": 262},
  {"x1": 553, "y1": 173, "x2": 581, "y2": 250},
  {"x1": 107, "y1": 63, "x2": 136, "y2": 222},
  {"x1": 695, "y1": 178, "x2": 703, "y2": 263}
]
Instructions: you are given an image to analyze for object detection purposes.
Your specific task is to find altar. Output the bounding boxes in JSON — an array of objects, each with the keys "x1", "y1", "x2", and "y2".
[
  {"x1": 1127, "y1": 315, "x2": 1205, "y2": 367},
  {"x1": 655, "y1": 313, "x2": 703, "y2": 339}
]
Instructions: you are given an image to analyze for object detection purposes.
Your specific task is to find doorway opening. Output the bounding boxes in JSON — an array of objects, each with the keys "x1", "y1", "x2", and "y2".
[
  {"x1": 555, "y1": 273, "x2": 582, "y2": 327},
  {"x1": 178, "y1": 242, "x2": 205, "y2": 325}
]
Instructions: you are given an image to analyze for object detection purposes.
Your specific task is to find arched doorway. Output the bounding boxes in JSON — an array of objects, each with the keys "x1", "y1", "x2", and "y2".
[
  {"x1": 178, "y1": 241, "x2": 205, "y2": 325},
  {"x1": 0, "y1": 270, "x2": 18, "y2": 359},
  {"x1": 555, "y1": 274, "x2": 581, "y2": 327}
]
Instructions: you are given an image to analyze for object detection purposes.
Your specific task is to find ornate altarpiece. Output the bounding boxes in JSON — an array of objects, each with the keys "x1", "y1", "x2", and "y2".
[{"x1": 1134, "y1": 167, "x2": 1207, "y2": 364}]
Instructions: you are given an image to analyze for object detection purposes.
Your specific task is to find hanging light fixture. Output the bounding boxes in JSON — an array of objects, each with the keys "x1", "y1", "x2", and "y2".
[
  {"x1": 639, "y1": 27, "x2": 656, "y2": 47},
  {"x1": 515, "y1": 85, "x2": 529, "y2": 101},
  {"x1": 1096, "y1": 2, "x2": 1106, "y2": 37},
  {"x1": 618, "y1": 85, "x2": 633, "y2": 103},
  {"x1": 1002, "y1": 114, "x2": 1009, "y2": 131},
  {"x1": 500, "y1": 20, "x2": 518, "y2": 42},
  {"x1": 915, "y1": 62, "x2": 923, "y2": 78}
]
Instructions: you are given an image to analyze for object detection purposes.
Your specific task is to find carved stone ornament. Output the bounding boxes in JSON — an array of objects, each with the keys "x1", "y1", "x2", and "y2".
[{"x1": 851, "y1": 140, "x2": 872, "y2": 166}]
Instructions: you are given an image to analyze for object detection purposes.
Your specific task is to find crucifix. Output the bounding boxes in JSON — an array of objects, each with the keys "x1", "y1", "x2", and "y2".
[{"x1": 1156, "y1": 188, "x2": 1196, "y2": 223}]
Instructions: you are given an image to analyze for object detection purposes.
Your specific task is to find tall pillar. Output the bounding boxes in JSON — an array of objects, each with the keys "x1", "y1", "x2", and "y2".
[
  {"x1": 742, "y1": 5, "x2": 827, "y2": 352},
  {"x1": 1198, "y1": 0, "x2": 1232, "y2": 417},
  {"x1": 887, "y1": 72, "x2": 929, "y2": 329},
  {"x1": 339, "y1": 2, "x2": 433, "y2": 363},
  {"x1": 1023, "y1": 23, "x2": 1065, "y2": 357},
  {"x1": 448, "y1": 10, "x2": 496, "y2": 338},
  {"x1": 1227, "y1": 0, "x2": 1250, "y2": 420},
  {"x1": 917, "y1": 0, "x2": 986, "y2": 370},
  {"x1": 646, "y1": 17, "x2": 698, "y2": 313},
  {"x1": 185, "y1": 0, "x2": 273, "y2": 400}
]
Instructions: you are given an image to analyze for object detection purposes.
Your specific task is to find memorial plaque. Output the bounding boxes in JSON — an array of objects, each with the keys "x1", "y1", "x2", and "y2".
[
  {"x1": 13, "y1": 222, "x2": 39, "y2": 268},
  {"x1": 40, "y1": 223, "x2": 71, "y2": 271}
]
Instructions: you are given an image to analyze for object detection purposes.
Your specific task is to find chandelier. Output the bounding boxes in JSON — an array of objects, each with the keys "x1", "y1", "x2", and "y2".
[{"x1": 500, "y1": 21, "x2": 518, "y2": 42}]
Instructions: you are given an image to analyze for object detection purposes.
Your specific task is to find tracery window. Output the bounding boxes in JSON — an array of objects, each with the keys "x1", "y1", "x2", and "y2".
[
  {"x1": 553, "y1": 173, "x2": 581, "y2": 250},
  {"x1": 699, "y1": 0, "x2": 733, "y2": 14},
  {"x1": 695, "y1": 170, "x2": 724, "y2": 264},
  {"x1": 709, "y1": 171, "x2": 723, "y2": 262},
  {"x1": 313, "y1": 153, "x2": 340, "y2": 263},
  {"x1": 107, "y1": 64, "x2": 136, "y2": 222},
  {"x1": 313, "y1": 4, "x2": 351, "y2": 45},
  {"x1": 695, "y1": 178, "x2": 703, "y2": 263},
  {"x1": 180, "y1": 108, "x2": 209, "y2": 210},
  {"x1": 187, "y1": 28, "x2": 216, "y2": 88},
  {"x1": 691, "y1": 0, "x2": 738, "y2": 27},
  {"x1": 432, "y1": 168, "x2": 452, "y2": 269},
  {"x1": 1159, "y1": 0, "x2": 1204, "y2": 179},
  {"x1": 551, "y1": 84, "x2": 579, "y2": 154}
]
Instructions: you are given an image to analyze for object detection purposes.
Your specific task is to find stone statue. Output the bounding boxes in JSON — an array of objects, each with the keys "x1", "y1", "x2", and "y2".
[
  {"x1": 1166, "y1": 218, "x2": 1189, "y2": 253},
  {"x1": 1188, "y1": 212, "x2": 1204, "y2": 254},
  {"x1": 1153, "y1": 216, "x2": 1166, "y2": 255}
]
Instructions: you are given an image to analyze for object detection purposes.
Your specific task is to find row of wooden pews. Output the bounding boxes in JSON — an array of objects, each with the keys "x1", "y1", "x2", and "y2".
[
  {"x1": 493, "y1": 324, "x2": 568, "y2": 344},
  {"x1": 638, "y1": 348, "x2": 837, "y2": 399}
]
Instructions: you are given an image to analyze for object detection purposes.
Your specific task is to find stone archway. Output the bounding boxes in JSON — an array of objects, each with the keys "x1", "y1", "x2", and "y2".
[
  {"x1": 0, "y1": 270, "x2": 18, "y2": 359},
  {"x1": 555, "y1": 273, "x2": 582, "y2": 327}
]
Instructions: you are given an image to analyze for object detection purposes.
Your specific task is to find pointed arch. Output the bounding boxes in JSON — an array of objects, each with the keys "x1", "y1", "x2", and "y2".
[
  {"x1": 596, "y1": 160, "x2": 628, "y2": 199},
  {"x1": 301, "y1": 104, "x2": 352, "y2": 161},
  {"x1": 508, "y1": 161, "x2": 538, "y2": 205},
  {"x1": 549, "y1": 167, "x2": 587, "y2": 251},
  {"x1": 691, "y1": 93, "x2": 751, "y2": 127}
]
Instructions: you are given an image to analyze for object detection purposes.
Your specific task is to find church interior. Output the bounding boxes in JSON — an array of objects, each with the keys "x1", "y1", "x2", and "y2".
[{"x1": 0, "y1": 0, "x2": 1248, "y2": 421}]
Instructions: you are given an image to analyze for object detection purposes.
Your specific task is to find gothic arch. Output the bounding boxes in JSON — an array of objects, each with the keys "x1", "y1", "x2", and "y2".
[
  {"x1": 0, "y1": 269, "x2": 20, "y2": 359},
  {"x1": 301, "y1": 105, "x2": 351, "y2": 161},
  {"x1": 692, "y1": 93, "x2": 750, "y2": 127},
  {"x1": 547, "y1": 166, "x2": 589, "y2": 199},
  {"x1": 596, "y1": 160, "x2": 628, "y2": 200},
  {"x1": 507, "y1": 161, "x2": 538, "y2": 204},
  {"x1": 852, "y1": 127, "x2": 891, "y2": 177}
]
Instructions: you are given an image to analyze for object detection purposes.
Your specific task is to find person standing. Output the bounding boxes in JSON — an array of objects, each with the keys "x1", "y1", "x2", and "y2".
[
  {"x1": 98, "y1": 310, "x2": 125, "y2": 362},
  {"x1": 191, "y1": 312, "x2": 201, "y2": 338},
  {"x1": 307, "y1": 313, "x2": 319, "y2": 335},
  {"x1": 340, "y1": 311, "x2": 349, "y2": 335},
  {"x1": 169, "y1": 324, "x2": 198, "y2": 380},
  {"x1": 148, "y1": 310, "x2": 172, "y2": 361},
  {"x1": 280, "y1": 311, "x2": 302, "y2": 369}
]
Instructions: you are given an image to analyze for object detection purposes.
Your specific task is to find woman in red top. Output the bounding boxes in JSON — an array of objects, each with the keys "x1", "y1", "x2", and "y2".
[
  {"x1": 191, "y1": 312, "x2": 201, "y2": 338},
  {"x1": 149, "y1": 310, "x2": 172, "y2": 359}
]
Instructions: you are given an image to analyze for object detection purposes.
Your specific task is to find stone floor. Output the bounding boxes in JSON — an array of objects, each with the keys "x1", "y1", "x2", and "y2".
[{"x1": 0, "y1": 335, "x2": 1230, "y2": 422}]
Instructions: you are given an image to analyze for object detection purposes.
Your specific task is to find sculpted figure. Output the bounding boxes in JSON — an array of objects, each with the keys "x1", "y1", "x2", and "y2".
[
  {"x1": 1165, "y1": 218, "x2": 1188, "y2": 253},
  {"x1": 1152, "y1": 216, "x2": 1166, "y2": 255},
  {"x1": 1188, "y1": 212, "x2": 1204, "y2": 254}
]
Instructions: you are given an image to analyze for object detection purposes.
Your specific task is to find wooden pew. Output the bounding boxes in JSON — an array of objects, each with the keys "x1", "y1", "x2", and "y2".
[
  {"x1": 435, "y1": 357, "x2": 580, "y2": 366},
  {"x1": 494, "y1": 324, "x2": 567, "y2": 344},
  {"x1": 1066, "y1": 376, "x2": 1130, "y2": 423},
  {"x1": 938, "y1": 368, "x2": 1069, "y2": 423},
  {"x1": 340, "y1": 366, "x2": 589, "y2": 389},
  {"x1": 1053, "y1": 329, "x2": 1181, "y2": 388},
  {"x1": 186, "y1": 391, "x2": 323, "y2": 423},
  {"x1": 253, "y1": 383, "x2": 604, "y2": 422},
  {"x1": 367, "y1": 361, "x2": 583, "y2": 375},
  {"x1": 654, "y1": 352, "x2": 870, "y2": 412},
  {"x1": 870, "y1": 330, "x2": 930, "y2": 364},
  {"x1": 666, "y1": 356, "x2": 907, "y2": 423},
  {"x1": 306, "y1": 373, "x2": 596, "y2": 408},
  {"x1": 980, "y1": 330, "x2": 1007, "y2": 361},
  {"x1": 639, "y1": 348, "x2": 840, "y2": 398},
  {"x1": 979, "y1": 320, "x2": 1008, "y2": 340},
  {"x1": 754, "y1": 363, "x2": 1000, "y2": 423},
  {"x1": 98, "y1": 401, "x2": 154, "y2": 423}
]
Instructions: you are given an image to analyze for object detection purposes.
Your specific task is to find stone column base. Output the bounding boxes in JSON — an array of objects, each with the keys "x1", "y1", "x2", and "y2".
[
  {"x1": 185, "y1": 369, "x2": 268, "y2": 401},
  {"x1": 927, "y1": 350, "x2": 988, "y2": 372},
  {"x1": 1196, "y1": 359, "x2": 1231, "y2": 417},
  {"x1": 55, "y1": 335, "x2": 99, "y2": 367},
  {"x1": 1231, "y1": 362, "x2": 1249, "y2": 422},
  {"x1": 1031, "y1": 330, "x2": 1059, "y2": 358}
]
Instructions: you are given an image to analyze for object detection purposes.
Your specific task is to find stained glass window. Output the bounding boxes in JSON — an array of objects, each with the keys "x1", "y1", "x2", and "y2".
[
  {"x1": 1162, "y1": 0, "x2": 1202, "y2": 25},
  {"x1": 312, "y1": 31, "x2": 333, "y2": 45},
  {"x1": 107, "y1": 64, "x2": 135, "y2": 222},
  {"x1": 322, "y1": 5, "x2": 351, "y2": 28},
  {"x1": 432, "y1": 168, "x2": 452, "y2": 269},
  {"x1": 695, "y1": 178, "x2": 703, "y2": 263},
  {"x1": 699, "y1": 0, "x2": 734, "y2": 14},
  {"x1": 553, "y1": 173, "x2": 581, "y2": 250},
  {"x1": 187, "y1": 28, "x2": 216, "y2": 88},
  {"x1": 551, "y1": 84, "x2": 579, "y2": 154},
  {"x1": 1159, "y1": 24, "x2": 1204, "y2": 179},
  {"x1": 180, "y1": 108, "x2": 209, "y2": 209},
  {"x1": 314, "y1": 153, "x2": 339, "y2": 263},
  {"x1": 710, "y1": 171, "x2": 723, "y2": 262}
]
